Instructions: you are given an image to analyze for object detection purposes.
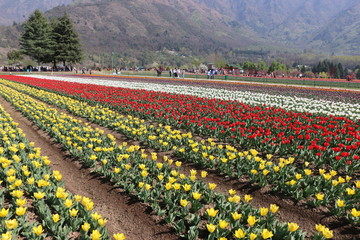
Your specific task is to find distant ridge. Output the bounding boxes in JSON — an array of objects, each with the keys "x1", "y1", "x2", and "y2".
[{"x1": 0, "y1": 0, "x2": 359, "y2": 63}]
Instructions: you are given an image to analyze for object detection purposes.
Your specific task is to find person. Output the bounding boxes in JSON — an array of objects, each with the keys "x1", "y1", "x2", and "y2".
[
  {"x1": 82, "y1": 67, "x2": 86, "y2": 74},
  {"x1": 169, "y1": 69, "x2": 172, "y2": 77},
  {"x1": 182, "y1": 69, "x2": 185, "y2": 78}
]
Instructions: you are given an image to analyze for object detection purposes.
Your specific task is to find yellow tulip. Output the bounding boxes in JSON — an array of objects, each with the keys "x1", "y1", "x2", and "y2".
[
  {"x1": 346, "y1": 188, "x2": 355, "y2": 195},
  {"x1": 16, "y1": 198, "x2": 26, "y2": 206},
  {"x1": 260, "y1": 207, "x2": 269, "y2": 216},
  {"x1": 270, "y1": 204, "x2": 279, "y2": 213},
  {"x1": 34, "y1": 191, "x2": 45, "y2": 199},
  {"x1": 1, "y1": 232, "x2": 12, "y2": 240},
  {"x1": 192, "y1": 192, "x2": 202, "y2": 200},
  {"x1": 244, "y1": 194, "x2": 253, "y2": 202},
  {"x1": 288, "y1": 222, "x2": 299, "y2": 232},
  {"x1": 247, "y1": 215, "x2": 258, "y2": 226},
  {"x1": 206, "y1": 223, "x2": 216, "y2": 233},
  {"x1": 208, "y1": 183, "x2": 217, "y2": 190},
  {"x1": 69, "y1": 208, "x2": 78, "y2": 217},
  {"x1": 206, "y1": 208, "x2": 219, "y2": 217},
  {"x1": 261, "y1": 229, "x2": 274, "y2": 239},
  {"x1": 64, "y1": 199, "x2": 73, "y2": 208},
  {"x1": 315, "y1": 193, "x2": 324, "y2": 200},
  {"x1": 15, "y1": 207, "x2": 27, "y2": 216},
  {"x1": 113, "y1": 233, "x2": 126, "y2": 240},
  {"x1": 336, "y1": 199, "x2": 345, "y2": 207},
  {"x1": 5, "y1": 219, "x2": 18, "y2": 230},
  {"x1": 98, "y1": 218, "x2": 107, "y2": 226},
  {"x1": 90, "y1": 230, "x2": 102, "y2": 240},
  {"x1": 351, "y1": 208, "x2": 360, "y2": 217},
  {"x1": 183, "y1": 184, "x2": 191, "y2": 192},
  {"x1": 180, "y1": 199, "x2": 189, "y2": 207},
  {"x1": 231, "y1": 211, "x2": 242, "y2": 220},
  {"x1": 0, "y1": 208, "x2": 9, "y2": 217},
  {"x1": 32, "y1": 225, "x2": 44, "y2": 236},
  {"x1": 218, "y1": 220, "x2": 228, "y2": 229},
  {"x1": 229, "y1": 189, "x2": 237, "y2": 195},
  {"x1": 234, "y1": 229, "x2": 246, "y2": 238},
  {"x1": 53, "y1": 214, "x2": 60, "y2": 223},
  {"x1": 249, "y1": 233, "x2": 257, "y2": 240},
  {"x1": 81, "y1": 222, "x2": 91, "y2": 231}
]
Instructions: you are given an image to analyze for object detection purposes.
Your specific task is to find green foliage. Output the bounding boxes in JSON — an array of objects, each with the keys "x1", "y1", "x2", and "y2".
[
  {"x1": 268, "y1": 61, "x2": 287, "y2": 73},
  {"x1": 319, "y1": 72, "x2": 328, "y2": 78},
  {"x1": 7, "y1": 50, "x2": 23, "y2": 65},
  {"x1": 256, "y1": 61, "x2": 268, "y2": 72},
  {"x1": 20, "y1": 10, "x2": 82, "y2": 66},
  {"x1": 20, "y1": 10, "x2": 55, "y2": 64},
  {"x1": 51, "y1": 13, "x2": 83, "y2": 67},
  {"x1": 242, "y1": 61, "x2": 256, "y2": 73}
]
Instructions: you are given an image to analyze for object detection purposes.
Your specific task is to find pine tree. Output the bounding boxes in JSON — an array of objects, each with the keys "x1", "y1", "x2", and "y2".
[
  {"x1": 20, "y1": 10, "x2": 54, "y2": 65},
  {"x1": 51, "y1": 13, "x2": 83, "y2": 68},
  {"x1": 337, "y1": 63, "x2": 344, "y2": 79}
]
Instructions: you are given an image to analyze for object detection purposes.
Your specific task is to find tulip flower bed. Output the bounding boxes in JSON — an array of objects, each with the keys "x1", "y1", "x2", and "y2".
[
  {"x1": 0, "y1": 78, "x2": 359, "y2": 227},
  {"x1": 0, "y1": 82, "x2": 324, "y2": 240},
  {"x1": 0, "y1": 103, "x2": 123, "y2": 239},
  {"x1": 0, "y1": 76, "x2": 358, "y2": 239}
]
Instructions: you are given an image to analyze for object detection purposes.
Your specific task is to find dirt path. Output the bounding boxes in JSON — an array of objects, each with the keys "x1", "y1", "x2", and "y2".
[{"x1": 0, "y1": 96, "x2": 179, "y2": 240}]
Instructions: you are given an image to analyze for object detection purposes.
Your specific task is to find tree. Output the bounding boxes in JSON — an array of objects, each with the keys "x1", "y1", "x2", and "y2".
[
  {"x1": 268, "y1": 61, "x2": 287, "y2": 73},
  {"x1": 20, "y1": 10, "x2": 54, "y2": 65},
  {"x1": 7, "y1": 50, "x2": 23, "y2": 66},
  {"x1": 242, "y1": 61, "x2": 256, "y2": 74},
  {"x1": 51, "y1": 13, "x2": 83, "y2": 68}
]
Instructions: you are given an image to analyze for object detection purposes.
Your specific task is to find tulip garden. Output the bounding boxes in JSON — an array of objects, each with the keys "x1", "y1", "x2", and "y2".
[{"x1": 0, "y1": 74, "x2": 358, "y2": 240}]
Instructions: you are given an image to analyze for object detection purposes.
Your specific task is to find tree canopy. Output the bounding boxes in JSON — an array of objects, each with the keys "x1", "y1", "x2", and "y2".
[{"x1": 20, "y1": 10, "x2": 83, "y2": 67}]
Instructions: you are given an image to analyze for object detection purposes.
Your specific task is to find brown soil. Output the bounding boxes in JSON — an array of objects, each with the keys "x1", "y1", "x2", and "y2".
[{"x1": 0, "y1": 91, "x2": 359, "y2": 240}]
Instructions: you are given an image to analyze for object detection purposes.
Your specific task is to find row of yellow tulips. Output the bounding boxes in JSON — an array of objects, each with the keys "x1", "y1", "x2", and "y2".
[{"x1": 0, "y1": 102, "x2": 125, "y2": 239}]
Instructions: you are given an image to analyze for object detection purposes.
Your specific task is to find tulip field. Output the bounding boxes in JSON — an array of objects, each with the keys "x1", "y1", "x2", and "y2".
[{"x1": 0, "y1": 74, "x2": 358, "y2": 240}]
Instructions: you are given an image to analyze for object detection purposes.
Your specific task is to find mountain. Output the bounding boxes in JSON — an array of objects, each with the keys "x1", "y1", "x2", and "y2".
[
  {"x1": 0, "y1": 0, "x2": 73, "y2": 25},
  {"x1": 195, "y1": 0, "x2": 360, "y2": 55},
  {"x1": 310, "y1": 3, "x2": 360, "y2": 55},
  {"x1": 44, "y1": 0, "x2": 257, "y2": 54},
  {"x1": 0, "y1": 0, "x2": 359, "y2": 65}
]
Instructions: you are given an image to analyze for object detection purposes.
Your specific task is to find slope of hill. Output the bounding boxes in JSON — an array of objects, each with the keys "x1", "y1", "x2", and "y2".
[
  {"x1": 0, "y1": 0, "x2": 359, "y2": 65},
  {"x1": 195, "y1": 0, "x2": 360, "y2": 55},
  {"x1": 310, "y1": 3, "x2": 360, "y2": 55},
  {"x1": 0, "y1": 0, "x2": 73, "y2": 25},
  {"x1": 45, "y1": 0, "x2": 258, "y2": 55}
]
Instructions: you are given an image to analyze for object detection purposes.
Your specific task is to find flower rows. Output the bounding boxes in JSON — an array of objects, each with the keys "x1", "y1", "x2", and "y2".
[
  {"x1": 0, "y1": 103, "x2": 125, "y2": 239},
  {"x1": 1, "y1": 78, "x2": 359, "y2": 226},
  {"x1": 0, "y1": 81, "x2": 333, "y2": 239},
  {"x1": 4, "y1": 75, "x2": 359, "y2": 174},
  {"x1": 24, "y1": 75, "x2": 360, "y2": 120}
]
